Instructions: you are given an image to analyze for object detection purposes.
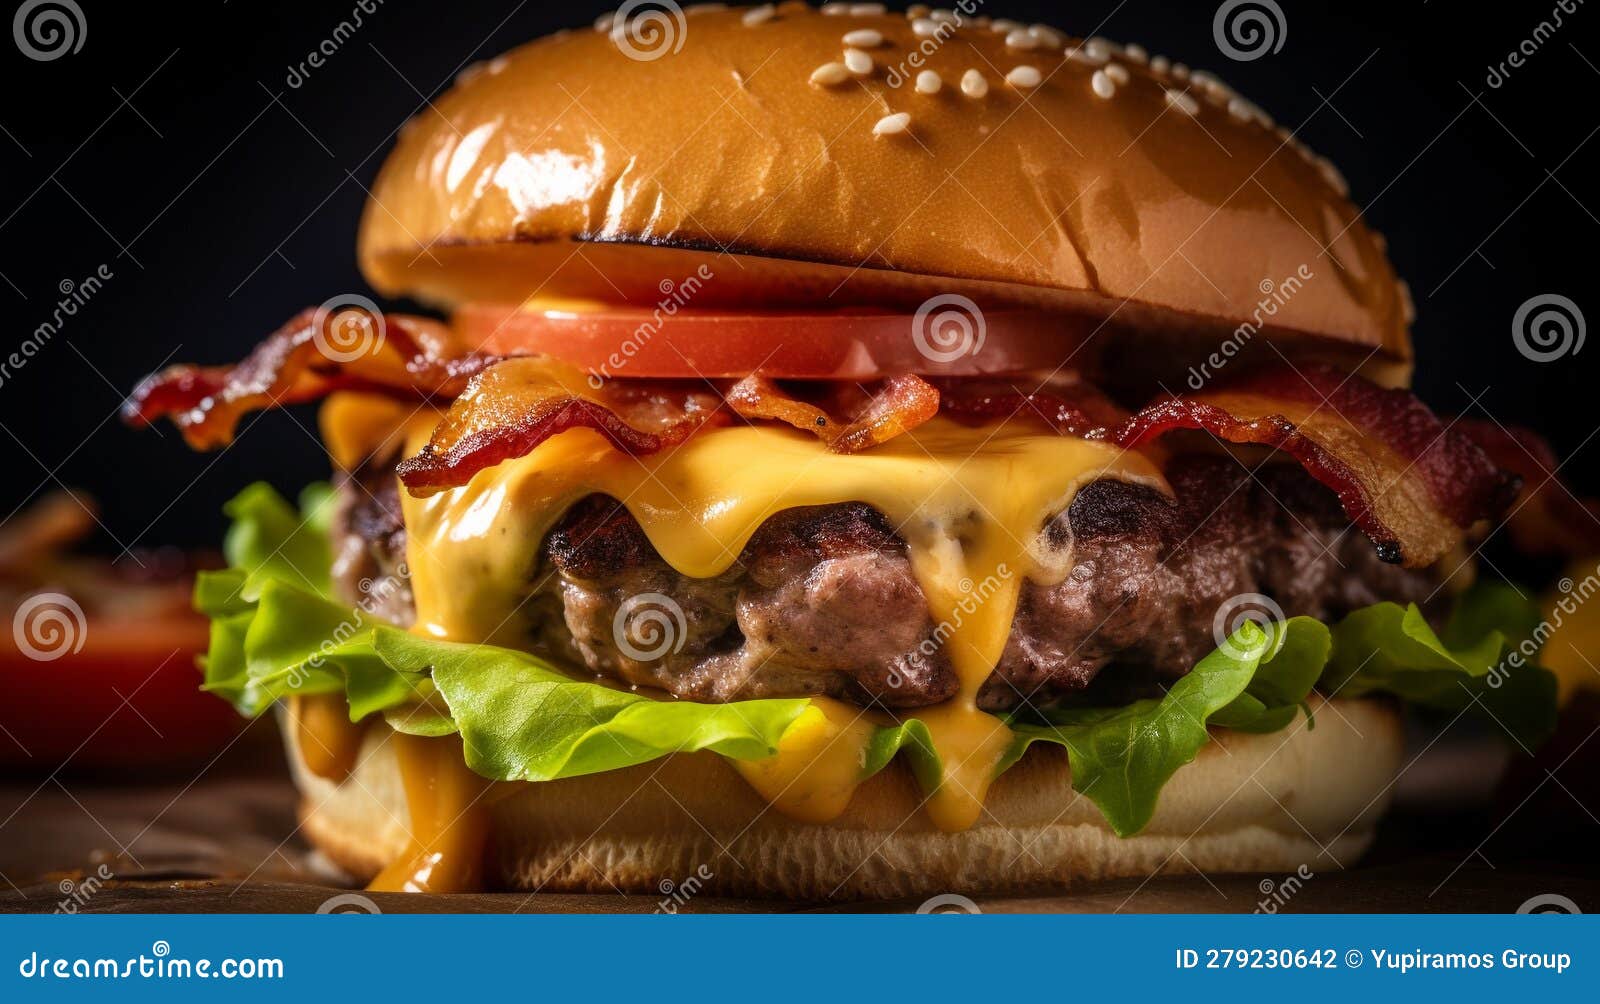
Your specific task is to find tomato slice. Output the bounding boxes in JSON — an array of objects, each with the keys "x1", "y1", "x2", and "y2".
[{"x1": 455, "y1": 302, "x2": 1085, "y2": 380}]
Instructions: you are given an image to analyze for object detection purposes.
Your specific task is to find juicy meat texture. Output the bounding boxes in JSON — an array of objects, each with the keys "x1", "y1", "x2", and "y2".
[
  {"x1": 328, "y1": 469, "x2": 413, "y2": 628},
  {"x1": 330, "y1": 455, "x2": 1438, "y2": 712}
]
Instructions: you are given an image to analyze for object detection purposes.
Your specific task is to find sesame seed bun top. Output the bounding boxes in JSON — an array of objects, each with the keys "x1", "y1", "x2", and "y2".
[{"x1": 357, "y1": 2, "x2": 1412, "y2": 365}]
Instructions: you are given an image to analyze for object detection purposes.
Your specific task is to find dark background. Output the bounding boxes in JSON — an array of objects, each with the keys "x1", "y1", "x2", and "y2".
[{"x1": 0, "y1": 0, "x2": 1595, "y2": 551}]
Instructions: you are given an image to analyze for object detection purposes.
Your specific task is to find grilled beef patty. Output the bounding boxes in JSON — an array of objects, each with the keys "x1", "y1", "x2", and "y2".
[{"x1": 330, "y1": 454, "x2": 1438, "y2": 712}]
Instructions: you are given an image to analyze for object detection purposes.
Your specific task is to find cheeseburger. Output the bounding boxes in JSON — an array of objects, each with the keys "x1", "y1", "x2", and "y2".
[{"x1": 125, "y1": 4, "x2": 1569, "y2": 899}]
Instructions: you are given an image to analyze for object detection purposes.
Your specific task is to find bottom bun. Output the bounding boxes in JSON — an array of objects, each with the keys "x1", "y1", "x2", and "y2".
[{"x1": 289, "y1": 694, "x2": 1401, "y2": 901}]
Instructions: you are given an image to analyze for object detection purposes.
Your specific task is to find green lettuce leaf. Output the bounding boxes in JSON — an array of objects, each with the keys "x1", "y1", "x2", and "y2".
[
  {"x1": 861, "y1": 718, "x2": 942, "y2": 793},
  {"x1": 997, "y1": 619, "x2": 1327, "y2": 836},
  {"x1": 198, "y1": 482, "x2": 805, "y2": 761},
  {"x1": 221, "y1": 481, "x2": 334, "y2": 600},
  {"x1": 374, "y1": 629, "x2": 806, "y2": 781},
  {"x1": 1324, "y1": 581, "x2": 1557, "y2": 750}
]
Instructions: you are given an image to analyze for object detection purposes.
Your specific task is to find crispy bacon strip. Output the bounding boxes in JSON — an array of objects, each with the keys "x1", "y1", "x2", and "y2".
[
  {"x1": 121, "y1": 308, "x2": 491, "y2": 449},
  {"x1": 1114, "y1": 365, "x2": 1520, "y2": 567},
  {"x1": 724, "y1": 375, "x2": 940, "y2": 453},
  {"x1": 395, "y1": 356, "x2": 727, "y2": 496},
  {"x1": 1457, "y1": 421, "x2": 1600, "y2": 557},
  {"x1": 935, "y1": 374, "x2": 1131, "y2": 435}
]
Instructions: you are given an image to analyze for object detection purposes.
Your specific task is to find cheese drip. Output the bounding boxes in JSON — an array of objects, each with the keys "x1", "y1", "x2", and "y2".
[
  {"x1": 288, "y1": 694, "x2": 368, "y2": 782},
  {"x1": 733, "y1": 696, "x2": 885, "y2": 824},
  {"x1": 389, "y1": 404, "x2": 1166, "y2": 831},
  {"x1": 368, "y1": 733, "x2": 493, "y2": 893}
]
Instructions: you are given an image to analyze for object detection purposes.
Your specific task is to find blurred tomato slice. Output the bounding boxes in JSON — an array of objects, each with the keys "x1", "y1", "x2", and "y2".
[{"x1": 0, "y1": 609, "x2": 240, "y2": 772}]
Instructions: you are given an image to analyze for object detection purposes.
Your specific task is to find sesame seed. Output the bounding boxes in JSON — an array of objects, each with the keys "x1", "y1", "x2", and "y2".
[
  {"x1": 1226, "y1": 96, "x2": 1254, "y2": 122},
  {"x1": 1029, "y1": 24, "x2": 1064, "y2": 47},
  {"x1": 1165, "y1": 88, "x2": 1200, "y2": 115},
  {"x1": 844, "y1": 47, "x2": 874, "y2": 76},
  {"x1": 1005, "y1": 29, "x2": 1040, "y2": 50},
  {"x1": 1197, "y1": 76, "x2": 1232, "y2": 103},
  {"x1": 850, "y1": 3, "x2": 885, "y2": 15},
  {"x1": 915, "y1": 69, "x2": 942, "y2": 94},
  {"x1": 1091, "y1": 70, "x2": 1115, "y2": 99},
  {"x1": 594, "y1": 12, "x2": 615, "y2": 32},
  {"x1": 1105, "y1": 63, "x2": 1130, "y2": 85},
  {"x1": 741, "y1": 4, "x2": 774, "y2": 27},
  {"x1": 1171, "y1": 62, "x2": 1191, "y2": 82},
  {"x1": 906, "y1": 4, "x2": 930, "y2": 17},
  {"x1": 961, "y1": 68, "x2": 989, "y2": 98},
  {"x1": 873, "y1": 112, "x2": 911, "y2": 136},
  {"x1": 842, "y1": 28, "x2": 882, "y2": 47},
  {"x1": 930, "y1": 7, "x2": 956, "y2": 23},
  {"x1": 1150, "y1": 55, "x2": 1171, "y2": 74},
  {"x1": 1084, "y1": 37, "x2": 1114, "y2": 61},
  {"x1": 1006, "y1": 65, "x2": 1042, "y2": 88},
  {"x1": 1123, "y1": 43, "x2": 1149, "y2": 65},
  {"x1": 912, "y1": 17, "x2": 941, "y2": 37},
  {"x1": 1066, "y1": 46, "x2": 1108, "y2": 67},
  {"x1": 683, "y1": 2, "x2": 726, "y2": 12},
  {"x1": 821, "y1": 2, "x2": 849, "y2": 14},
  {"x1": 991, "y1": 19, "x2": 1022, "y2": 33},
  {"x1": 809, "y1": 62, "x2": 851, "y2": 86}
]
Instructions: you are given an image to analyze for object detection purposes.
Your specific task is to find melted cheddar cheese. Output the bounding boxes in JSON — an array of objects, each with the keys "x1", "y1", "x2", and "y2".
[
  {"x1": 732, "y1": 696, "x2": 886, "y2": 825},
  {"x1": 287, "y1": 693, "x2": 368, "y2": 782},
  {"x1": 367, "y1": 732, "x2": 493, "y2": 893},
  {"x1": 318, "y1": 392, "x2": 1168, "y2": 874}
]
